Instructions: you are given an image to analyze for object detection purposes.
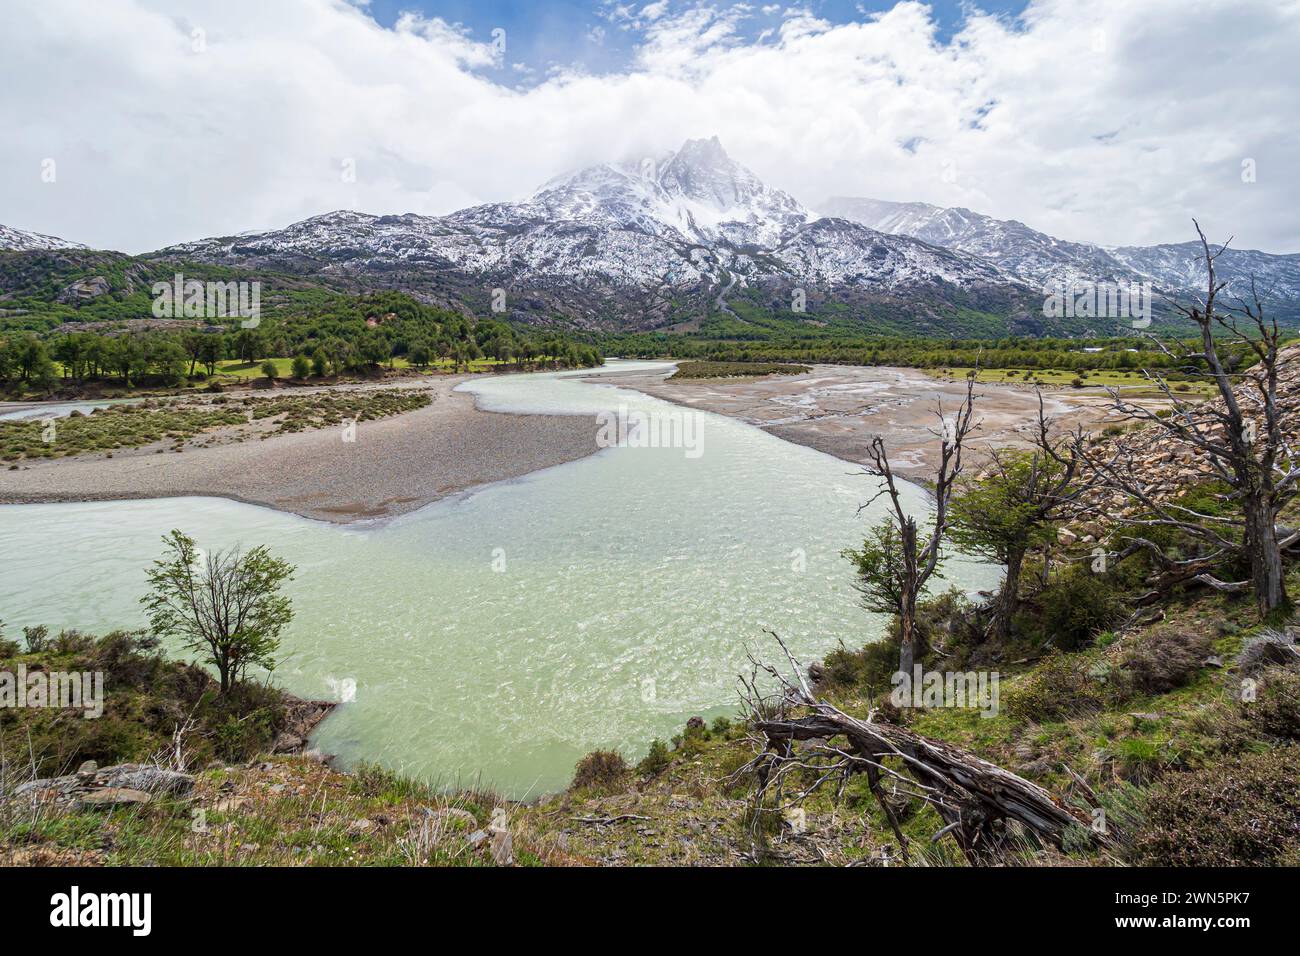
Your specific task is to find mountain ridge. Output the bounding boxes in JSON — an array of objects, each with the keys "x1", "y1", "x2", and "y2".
[
  {"x1": 821, "y1": 196, "x2": 1300, "y2": 302},
  {"x1": 149, "y1": 138, "x2": 1033, "y2": 331},
  {"x1": 9, "y1": 138, "x2": 1300, "y2": 332}
]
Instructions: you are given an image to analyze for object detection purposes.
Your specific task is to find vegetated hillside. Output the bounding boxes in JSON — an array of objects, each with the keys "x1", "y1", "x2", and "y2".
[
  {"x1": 0, "y1": 248, "x2": 602, "y2": 401},
  {"x1": 0, "y1": 248, "x2": 357, "y2": 335}
]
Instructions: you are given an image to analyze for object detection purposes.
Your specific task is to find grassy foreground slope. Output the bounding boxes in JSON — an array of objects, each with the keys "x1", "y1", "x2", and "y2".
[{"x1": 3, "y1": 560, "x2": 1298, "y2": 867}]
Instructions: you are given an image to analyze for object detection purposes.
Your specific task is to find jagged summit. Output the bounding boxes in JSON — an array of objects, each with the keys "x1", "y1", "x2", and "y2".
[{"x1": 524, "y1": 137, "x2": 810, "y2": 248}]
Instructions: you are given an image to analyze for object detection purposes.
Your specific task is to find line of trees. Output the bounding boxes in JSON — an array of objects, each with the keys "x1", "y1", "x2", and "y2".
[
  {"x1": 1, "y1": 292, "x2": 602, "y2": 392},
  {"x1": 598, "y1": 329, "x2": 1265, "y2": 375}
]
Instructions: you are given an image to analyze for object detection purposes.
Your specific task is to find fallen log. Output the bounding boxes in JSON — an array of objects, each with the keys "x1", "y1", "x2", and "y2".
[
  {"x1": 754, "y1": 709, "x2": 1098, "y2": 863},
  {"x1": 743, "y1": 634, "x2": 1103, "y2": 865}
]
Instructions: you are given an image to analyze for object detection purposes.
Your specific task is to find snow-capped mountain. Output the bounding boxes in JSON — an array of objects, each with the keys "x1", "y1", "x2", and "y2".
[
  {"x1": 159, "y1": 138, "x2": 1027, "y2": 329},
  {"x1": 0, "y1": 224, "x2": 87, "y2": 252},
  {"x1": 822, "y1": 196, "x2": 1300, "y2": 300}
]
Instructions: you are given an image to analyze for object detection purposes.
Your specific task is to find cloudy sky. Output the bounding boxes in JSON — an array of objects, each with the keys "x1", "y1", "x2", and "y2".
[{"x1": 2, "y1": 0, "x2": 1297, "y2": 254}]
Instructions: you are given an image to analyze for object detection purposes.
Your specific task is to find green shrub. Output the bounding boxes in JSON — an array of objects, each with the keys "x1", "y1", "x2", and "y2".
[
  {"x1": 1034, "y1": 565, "x2": 1125, "y2": 650},
  {"x1": 351, "y1": 761, "x2": 420, "y2": 800},
  {"x1": 1003, "y1": 651, "x2": 1106, "y2": 723},
  {"x1": 570, "y1": 750, "x2": 629, "y2": 792},
  {"x1": 1107, "y1": 737, "x2": 1171, "y2": 785},
  {"x1": 637, "y1": 738, "x2": 671, "y2": 776},
  {"x1": 23, "y1": 625, "x2": 48, "y2": 653},
  {"x1": 670, "y1": 361, "x2": 810, "y2": 380},
  {"x1": 1133, "y1": 747, "x2": 1300, "y2": 865},
  {"x1": 816, "y1": 589, "x2": 977, "y2": 694},
  {"x1": 260, "y1": 360, "x2": 278, "y2": 381},
  {"x1": 291, "y1": 354, "x2": 312, "y2": 380},
  {"x1": 51, "y1": 629, "x2": 94, "y2": 656}
]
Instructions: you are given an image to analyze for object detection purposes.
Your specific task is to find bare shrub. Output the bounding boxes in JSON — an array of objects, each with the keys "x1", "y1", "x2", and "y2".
[
  {"x1": 1120, "y1": 627, "x2": 1212, "y2": 695},
  {"x1": 570, "y1": 750, "x2": 629, "y2": 792}
]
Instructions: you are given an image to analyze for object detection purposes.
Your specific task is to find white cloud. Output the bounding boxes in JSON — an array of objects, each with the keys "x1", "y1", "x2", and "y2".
[
  {"x1": 641, "y1": 1, "x2": 670, "y2": 21},
  {"x1": 2, "y1": 0, "x2": 1298, "y2": 254}
]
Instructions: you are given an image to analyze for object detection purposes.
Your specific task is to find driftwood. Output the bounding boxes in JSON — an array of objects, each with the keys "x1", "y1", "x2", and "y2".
[
  {"x1": 571, "y1": 814, "x2": 650, "y2": 826},
  {"x1": 741, "y1": 634, "x2": 1103, "y2": 865}
]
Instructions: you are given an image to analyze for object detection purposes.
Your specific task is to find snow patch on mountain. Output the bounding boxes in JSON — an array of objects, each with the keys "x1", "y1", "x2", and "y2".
[{"x1": 0, "y1": 224, "x2": 87, "y2": 252}]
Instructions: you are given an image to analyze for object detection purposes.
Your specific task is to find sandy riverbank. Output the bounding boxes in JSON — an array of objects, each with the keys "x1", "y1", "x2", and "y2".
[
  {"x1": 587, "y1": 364, "x2": 1139, "y2": 481},
  {"x1": 0, "y1": 376, "x2": 600, "y2": 523}
]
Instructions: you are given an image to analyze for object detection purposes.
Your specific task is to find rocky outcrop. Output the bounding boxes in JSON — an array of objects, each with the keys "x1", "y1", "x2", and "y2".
[
  {"x1": 272, "y1": 695, "x2": 337, "y2": 754},
  {"x1": 56, "y1": 275, "x2": 111, "y2": 303},
  {"x1": 7, "y1": 761, "x2": 195, "y2": 810}
]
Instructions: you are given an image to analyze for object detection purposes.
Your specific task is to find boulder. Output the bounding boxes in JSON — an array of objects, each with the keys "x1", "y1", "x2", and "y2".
[
  {"x1": 79, "y1": 787, "x2": 152, "y2": 808},
  {"x1": 95, "y1": 764, "x2": 193, "y2": 795},
  {"x1": 271, "y1": 732, "x2": 306, "y2": 754}
]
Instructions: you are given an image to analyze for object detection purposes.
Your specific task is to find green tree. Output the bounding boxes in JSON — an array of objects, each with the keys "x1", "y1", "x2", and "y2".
[
  {"x1": 233, "y1": 328, "x2": 262, "y2": 364},
  {"x1": 182, "y1": 330, "x2": 206, "y2": 376},
  {"x1": 844, "y1": 519, "x2": 939, "y2": 656},
  {"x1": 950, "y1": 450, "x2": 1068, "y2": 641},
  {"x1": 358, "y1": 331, "x2": 390, "y2": 367},
  {"x1": 14, "y1": 335, "x2": 55, "y2": 385},
  {"x1": 196, "y1": 334, "x2": 224, "y2": 376},
  {"x1": 322, "y1": 338, "x2": 350, "y2": 376},
  {"x1": 261, "y1": 359, "x2": 279, "y2": 381},
  {"x1": 141, "y1": 530, "x2": 294, "y2": 695},
  {"x1": 149, "y1": 339, "x2": 189, "y2": 386},
  {"x1": 407, "y1": 340, "x2": 432, "y2": 368},
  {"x1": 291, "y1": 353, "x2": 312, "y2": 379}
]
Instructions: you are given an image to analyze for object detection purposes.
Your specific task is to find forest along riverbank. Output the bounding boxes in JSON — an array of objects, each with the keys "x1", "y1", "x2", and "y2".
[
  {"x1": 0, "y1": 374, "x2": 601, "y2": 523},
  {"x1": 591, "y1": 364, "x2": 1139, "y2": 481}
]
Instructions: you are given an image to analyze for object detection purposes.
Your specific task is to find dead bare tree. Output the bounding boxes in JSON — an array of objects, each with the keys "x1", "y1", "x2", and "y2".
[
  {"x1": 737, "y1": 633, "x2": 1101, "y2": 865},
  {"x1": 847, "y1": 375, "x2": 978, "y2": 674},
  {"x1": 1076, "y1": 221, "x2": 1299, "y2": 617}
]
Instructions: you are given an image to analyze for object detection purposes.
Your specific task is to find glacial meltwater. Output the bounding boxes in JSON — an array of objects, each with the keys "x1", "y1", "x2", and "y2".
[{"x1": 0, "y1": 362, "x2": 999, "y2": 795}]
